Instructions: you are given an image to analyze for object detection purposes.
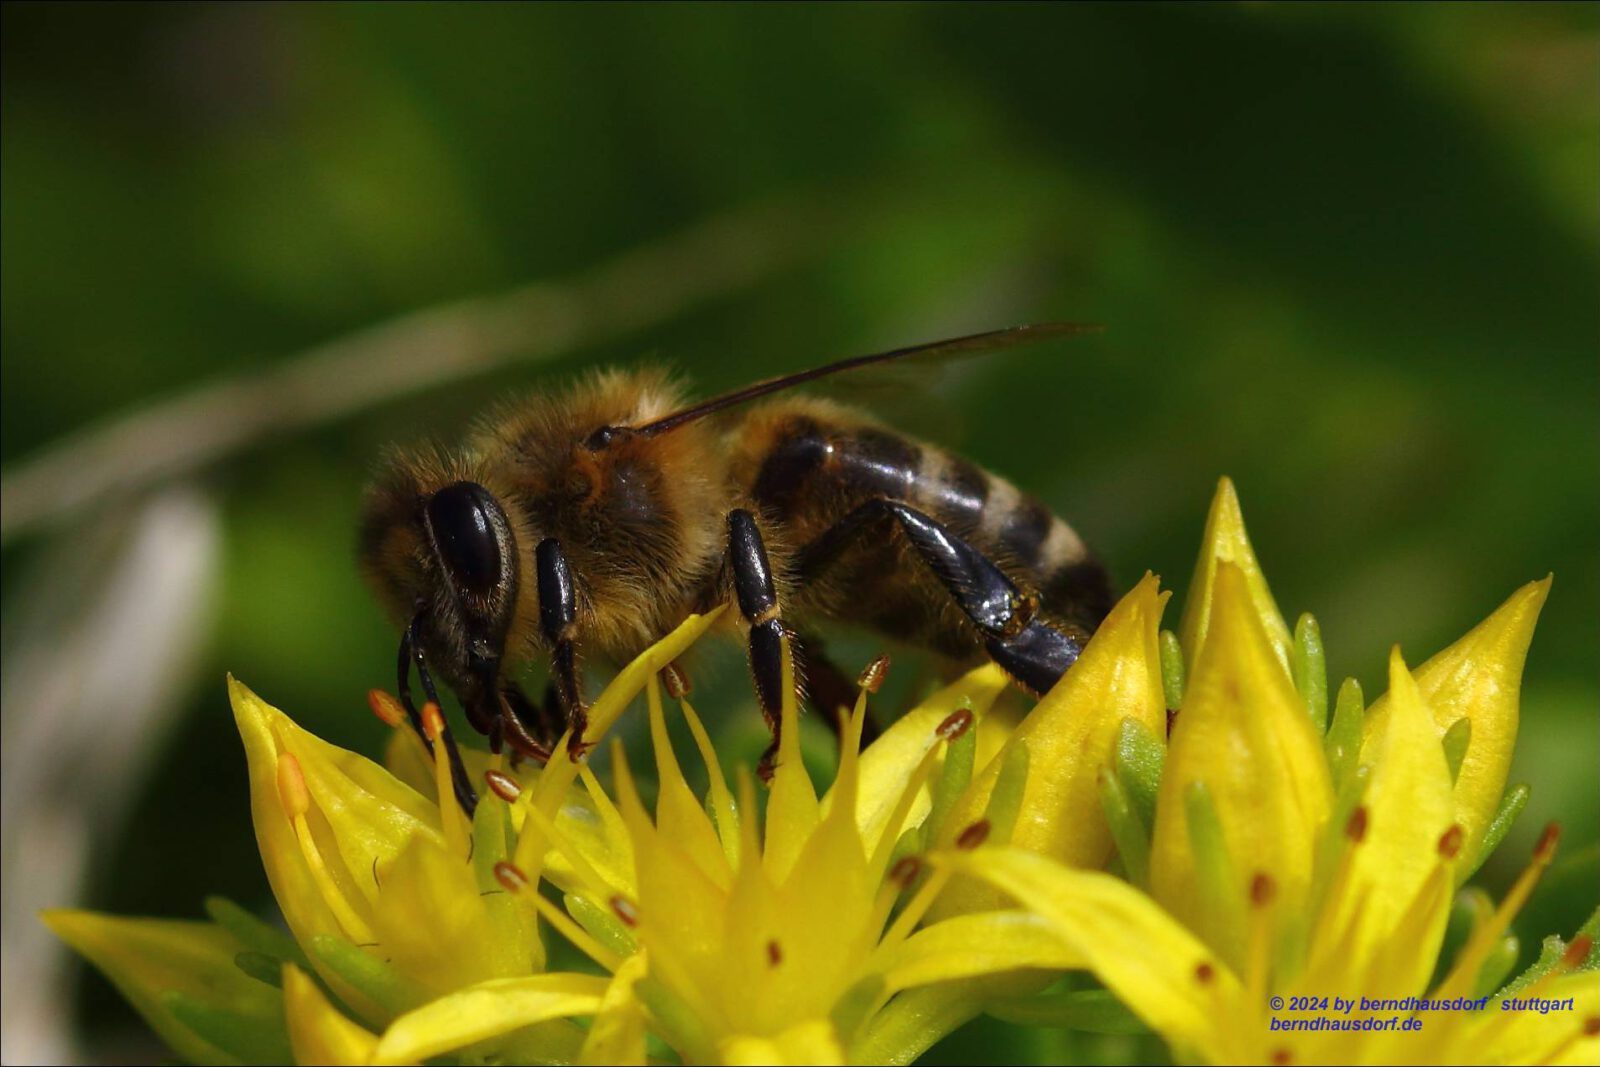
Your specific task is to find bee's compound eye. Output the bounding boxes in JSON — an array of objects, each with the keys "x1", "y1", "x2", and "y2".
[{"x1": 426, "y1": 481, "x2": 505, "y2": 596}]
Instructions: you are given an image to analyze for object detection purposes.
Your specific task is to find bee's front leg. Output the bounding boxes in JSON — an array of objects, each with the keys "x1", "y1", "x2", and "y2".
[
  {"x1": 535, "y1": 538, "x2": 590, "y2": 759},
  {"x1": 727, "y1": 509, "x2": 790, "y2": 780}
]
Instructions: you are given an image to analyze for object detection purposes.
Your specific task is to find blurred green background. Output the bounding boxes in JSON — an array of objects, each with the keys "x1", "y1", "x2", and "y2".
[{"x1": 2, "y1": 3, "x2": 1595, "y2": 1063}]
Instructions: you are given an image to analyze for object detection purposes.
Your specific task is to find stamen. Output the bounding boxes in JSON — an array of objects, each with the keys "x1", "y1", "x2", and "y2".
[
  {"x1": 857, "y1": 655, "x2": 891, "y2": 694},
  {"x1": 1194, "y1": 961, "x2": 1216, "y2": 984},
  {"x1": 956, "y1": 819, "x2": 991, "y2": 850},
  {"x1": 1345, "y1": 805, "x2": 1369, "y2": 843},
  {"x1": 422, "y1": 702, "x2": 446, "y2": 742},
  {"x1": 661, "y1": 661, "x2": 692, "y2": 699},
  {"x1": 276, "y1": 754, "x2": 310, "y2": 819},
  {"x1": 494, "y1": 860, "x2": 530, "y2": 894},
  {"x1": 610, "y1": 894, "x2": 640, "y2": 928},
  {"x1": 889, "y1": 856, "x2": 922, "y2": 888},
  {"x1": 936, "y1": 707, "x2": 974, "y2": 741},
  {"x1": 1436, "y1": 821, "x2": 1562, "y2": 999},
  {"x1": 766, "y1": 939, "x2": 783, "y2": 967},
  {"x1": 1562, "y1": 935, "x2": 1593, "y2": 968},
  {"x1": 423, "y1": 702, "x2": 469, "y2": 859},
  {"x1": 367, "y1": 689, "x2": 406, "y2": 729},
  {"x1": 1270, "y1": 1048, "x2": 1292, "y2": 1066},
  {"x1": 276, "y1": 752, "x2": 374, "y2": 944},
  {"x1": 1246, "y1": 871, "x2": 1277, "y2": 1004},
  {"x1": 484, "y1": 769, "x2": 522, "y2": 804},
  {"x1": 1585, "y1": 1016, "x2": 1600, "y2": 1036},
  {"x1": 1437, "y1": 824, "x2": 1465, "y2": 860}
]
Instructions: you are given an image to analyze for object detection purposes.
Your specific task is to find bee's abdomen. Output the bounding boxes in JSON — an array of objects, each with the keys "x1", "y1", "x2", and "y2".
[{"x1": 745, "y1": 409, "x2": 1112, "y2": 632}]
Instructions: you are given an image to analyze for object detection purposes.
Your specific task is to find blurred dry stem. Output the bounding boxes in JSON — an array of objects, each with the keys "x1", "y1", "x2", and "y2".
[{"x1": 0, "y1": 191, "x2": 835, "y2": 544}]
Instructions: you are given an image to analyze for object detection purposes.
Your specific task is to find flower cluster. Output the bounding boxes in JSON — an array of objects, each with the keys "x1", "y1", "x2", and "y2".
[{"x1": 48, "y1": 480, "x2": 1597, "y2": 1065}]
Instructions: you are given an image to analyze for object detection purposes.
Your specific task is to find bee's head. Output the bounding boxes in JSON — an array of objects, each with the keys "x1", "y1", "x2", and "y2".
[{"x1": 359, "y1": 458, "x2": 524, "y2": 711}]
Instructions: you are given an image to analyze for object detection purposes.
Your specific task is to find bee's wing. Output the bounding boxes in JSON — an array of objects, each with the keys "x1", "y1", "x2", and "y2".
[{"x1": 631, "y1": 322, "x2": 1100, "y2": 436}]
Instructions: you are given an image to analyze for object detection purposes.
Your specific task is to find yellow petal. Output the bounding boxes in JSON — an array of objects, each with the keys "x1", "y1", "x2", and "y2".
[
  {"x1": 1361, "y1": 578, "x2": 1551, "y2": 859},
  {"x1": 282, "y1": 963, "x2": 377, "y2": 1066},
  {"x1": 939, "y1": 847, "x2": 1241, "y2": 1059},
  {"x1": 719, "y1": 1020, "x2": 845, "y2": 1066},
  {"x1": 42, "y1": 910, "x2": 285, "y2": 1067},
  {"x1": 372, "y1": 973, "x2": 608, "y2": 1064},
  {"x1": 1178, "y1": 477, "x2": 1293, "y2": 673},
  {"x1": 1309, "y1": 649, "x2": 1455, "y2": 997},
  {"x1": 367, "y1": 835, "x2": 530, "y2": 995},
  {"x1": 579, "y1": 953, "x2": 650, "y2": 1066},
  {"x1": 844, "y1": 662, "x2": 1010, "y2": 855},
  {"x1": 1151, "y1": 563, "x2": 1331, "y2": 967},
  {"x1": 877, "y1": 911, "x2": 1082, "y2": 992},
  {"x1": 1480, "y1": 971, "x2": 1600, "y2": 1066},
  {"x1": 962, "y1": 574, "x2": 1168, "y2": 869}
]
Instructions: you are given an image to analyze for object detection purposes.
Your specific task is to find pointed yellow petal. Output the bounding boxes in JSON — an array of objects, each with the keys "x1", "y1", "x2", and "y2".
[
  {"x1": 1361, "y1": 578, "x2": 1551, "y2": 858},
  {"x1": 230, "y1": 679, "x2": 437, "y2": 925},
  {"x1": 845, "y1": 662, "x2": 1009, "y2": 854},
  {"x1": 764, "y1": 639, "x2": 819, "y2": 883},
  {"x1": 939, "y1": 847, "x2": 1240, "y2": 1058},
  {"x1": 961, "y1": 574, "x2": 1168, "y2": 870},
  {"x1": 282, "y1": 963, "x2": 377, "y2": 1066},
  {"x1": 719, "y1": 1020, "x2": 845, "y2": 1066},
  {"x1": 43, "y1": 910, "x2": 286, "y2": 1067},
  {"x1": 578, "y1": 953, "x2": 650, "y2": 1066},
  {"x1": 877, "y1": 911, "x2": 1082, "y2": 992},
  {"x1": 367, "y1": 835, "x2": 530, "y2": 995},
  {"x1": 1309, "y1": 649, "x2": 1455, "y2": 997},
  {"x1": 372, "y1": 973, "x2": 608, "y2": 1064},
  {"x1": 1151, "y1": 563, "x2": 1331, "y2": 968},
  {"x1": 646, "y1": 678, "x2": 731, "y2": 889},
  {"x1": 1178, "y1": 477, "x2": 1293, "y2": 672}
]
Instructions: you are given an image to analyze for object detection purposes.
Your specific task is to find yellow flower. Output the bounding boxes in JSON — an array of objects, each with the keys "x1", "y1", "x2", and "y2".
[
  {"x1": 47, "y1": 475, "x2": 1587, "y2": 1067},
  {"x1": 929, "y1": 480, "x2": 1593, "y2": 1065}
]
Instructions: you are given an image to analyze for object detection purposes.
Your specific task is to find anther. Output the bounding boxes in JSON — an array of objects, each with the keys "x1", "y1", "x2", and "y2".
[
  {"x1": 857, "y1": 655, "x2": 891, "y2": 694},
  {"x1": 1250, "y1": 872, "x2": 1277, "y2": 908},
  {"x1": 1437, "y1": 824, "x2": 1465, "y2": 860},
  {"x1": 493, "y1": 861, "x2": 529, "y2": 894},
  {"x1": 956, "y1": 819, "x2": 991, "y2": 850},
  {"x1": 610, "y1": 894, "x2": 640, "y2": 928},
  {"x1": 936, "y1": 707, "x2": 974, "y2": 742},
  {"x1": 1534, "y1": 822, "x2": 1561, "y2": 863},
  {"x1": 661, "y1": 662, "x2": 692, "y2": 699},
  {"x1": 367, "y1": 689, "x2": 406, "y2": 728},
  {"x1": 766, "y1": 939, "x2": 783, "y2": 967},
  {"x1": 1194, "y1": 961, "x2": 1215, "y2": 984},
  {"x1": 890, "y1": 856, "x2": 923, "y2": 887},
  {"x1": 1345, "y1": 806, "x2": 1369, "y2": 843},
  {"x1": 276, "y1": 754, "x2": 310, "y2": 819},
  {"x1": 422, "y1": 702, "x2": 446, "y2": 742},
  {"x1": 1270, "y1": 1048, "x2": 1292, "y2": 1066},
  {"x1": 484, "y1": 769, "x2": 522, "y2": 804},
  {"x1": 1561, "y1": 935, "x2": 1593, "y2": 968},
  {"x1": 1584, "y1": 1016, "x2": 1599, "y2": 1037}
]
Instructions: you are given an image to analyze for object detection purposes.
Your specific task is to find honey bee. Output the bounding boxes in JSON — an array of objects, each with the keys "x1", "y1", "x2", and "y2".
[{"x1": 359, "y1": 324, "x2": 1113, "y2": 811}]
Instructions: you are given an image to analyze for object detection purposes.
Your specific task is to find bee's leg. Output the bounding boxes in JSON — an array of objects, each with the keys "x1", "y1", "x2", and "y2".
[
  {"x1": 797, "y1": 501, "x2": 1085, "y2": 698},
  {"x1": 793, "y1": 631, "x2": 880, "y2": 743},
  {"x1": 727, "y1": 509, "x2": 790, "y2": 780},
  {"x1": 398, "y1": 618, "x2": 479, "y2": 815},
  {"x1": 499, "y1": 681, "x2": 556, "y2": 764},
  {"x1": 535, "y1": 538, "x2": 590, "y2": 759}
]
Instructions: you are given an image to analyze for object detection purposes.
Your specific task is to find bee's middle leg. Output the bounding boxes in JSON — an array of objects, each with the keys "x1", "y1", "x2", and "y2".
[{"x1": 726, "y1": 509, "x2": 792, "y2": 778}]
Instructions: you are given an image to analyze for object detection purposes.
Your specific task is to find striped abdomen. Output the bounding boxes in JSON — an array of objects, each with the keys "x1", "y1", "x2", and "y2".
[{"x1": 737, "y1": 403, "x2": 1112, "y2": 656}]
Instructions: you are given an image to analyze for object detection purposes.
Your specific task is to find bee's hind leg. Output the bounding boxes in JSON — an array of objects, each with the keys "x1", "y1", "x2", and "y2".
[{"x1": 796, "y1": 500, "x2": 1087, "y2": 698}]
